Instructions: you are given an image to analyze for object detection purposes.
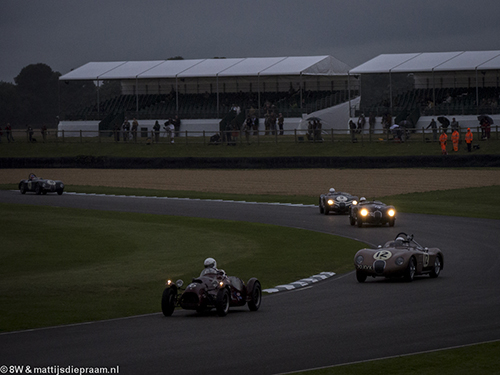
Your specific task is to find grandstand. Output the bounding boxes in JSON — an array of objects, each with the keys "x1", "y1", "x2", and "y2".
[
  {"x1": 350, "y1": 51, "x2": 500, "y2": 129},
  {"x1": 58, "y1": 56, "x2": 357, "y2": 135}
]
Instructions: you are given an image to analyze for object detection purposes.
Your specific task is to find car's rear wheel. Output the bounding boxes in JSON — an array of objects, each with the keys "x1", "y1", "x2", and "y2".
[
  {"x1": 161, "y1": 287, "x2": 177, "y2": 316},
  {"x1": 57, "y1": 189, "x2": 63, "y2": 195},
  {"x1": 247, "y1": 280, "x2": 262, "y2": 311},
  {"x1": 430, "y1": 256, "x2": 442, "y2": 278},
  {"x1": 356, "y1": 270, "x2": 367, "y2": 283},
  {"x1": 404, "y1": 257, "x2": 416, "y2": 282},
  {"x1": 216, "y1": 288, "x2": 230, "y2": 317}
]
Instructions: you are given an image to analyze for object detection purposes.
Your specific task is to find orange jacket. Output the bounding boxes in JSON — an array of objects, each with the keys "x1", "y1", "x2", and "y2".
[
  {"x1": 439, "y1": 132, "x2": 447, "y2": 144},
  {"x1": 465, "y1": 129, "x2": 473, "y2": 143},
  {"x1": 451, "y1": 130, "x2": 459, "y2": 143}
]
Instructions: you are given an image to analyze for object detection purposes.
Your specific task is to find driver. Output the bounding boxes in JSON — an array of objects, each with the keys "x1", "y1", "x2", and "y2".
[
  {"x1": 200, "y1": 257, "x2": 225, "y2": 277},
  {"x1": 359, "y1": 197, "x2": 366, "y2": 204},
  {"x1": 328, "y1": 188, "x2": 335, "y2": 195}
]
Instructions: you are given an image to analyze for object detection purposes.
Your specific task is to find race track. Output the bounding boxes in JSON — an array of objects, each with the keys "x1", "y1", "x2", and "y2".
[{"x1": 1, "y1": 191, "x2": 499, "y2": 375}]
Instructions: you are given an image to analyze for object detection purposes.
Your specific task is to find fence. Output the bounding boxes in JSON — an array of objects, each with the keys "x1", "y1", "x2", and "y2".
[{"x1": 2, "y1": 126, "x2": 498, "y2": 145}]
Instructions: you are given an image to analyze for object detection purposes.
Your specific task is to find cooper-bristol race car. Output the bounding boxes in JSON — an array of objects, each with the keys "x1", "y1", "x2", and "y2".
[
  {"x1": 161, "y1": 261, "x2": 262, "y2": 317},
  {"x1": 354, "y1": 232, "x2": 444, "y2": 282},
  {"x1": 19, "y1": 173, "x2": 64, "y2": 195},
  {"x1": 349, "y1": 198, "x2": 396, "y2": 227},
  {"x1": 319, "y1": 188, "x2": 358, "y2": 215}
]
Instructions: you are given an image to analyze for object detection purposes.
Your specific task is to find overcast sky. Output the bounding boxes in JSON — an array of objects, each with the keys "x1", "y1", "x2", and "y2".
[{"x1": 2, "y1": 0, "x2": 500, "y2": 83}]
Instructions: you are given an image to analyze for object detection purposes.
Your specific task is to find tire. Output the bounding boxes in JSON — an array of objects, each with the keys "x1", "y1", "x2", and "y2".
[
  {"x1": 20, "y1": 183, "x2": 26, "y2": 194},
  {"x1": 319, "y1": 198, "x2": 324, "y2": 214},
  {"x1": 161, "y1": 287, "x2": 177, "y2": 316},
  {"x1": 216, "y1": 288, "x2": 230, "y2": 317},
  {"x1": 388, "y1": 218, "x2": 395, "y2": 227},
  {"x1": 57, "y1": 189, "x2": 63, "y2": 195},
  {"x1": 404, "y1": 257, "x2": 416, "y2": 282},
  {"x1": 324, "y1": 208, "x2": 329, "y2": 215},
  {"x1": 247, "y1": 280, "x2": 262, "y2": 311},
  {"x1": 35, "y1": 184, "x2": 42, "y2": 195},
  {"x1": 430, "y1": 256, "x2": 442, "y2": 278},
  {"x1": 356, "y1": 270, "x2": 367, "y2": 283},
  {"x1": 357, "y1": 218, "x2": 363, "y2": 228},
  {"x1": 349, "y1": 215, "x2": 355, "y2": 226}
]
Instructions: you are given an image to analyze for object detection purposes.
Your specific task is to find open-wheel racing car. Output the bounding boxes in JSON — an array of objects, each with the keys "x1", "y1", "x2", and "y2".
[
  {"x1": 349, "y1": 198, "x2": 395, "y2": 227},
  {"x1": 19, "y1": 173, "x2": 64, "y2": 195},
  {"x1": 319, "y1": 188, "x2": 358, "y2": 215},
  {"x1": 354, "y1": 232, "x2": 444, "y2": 283},
  {"x1": 161, "y1": 268, "x2": 262, "y2": 317}
]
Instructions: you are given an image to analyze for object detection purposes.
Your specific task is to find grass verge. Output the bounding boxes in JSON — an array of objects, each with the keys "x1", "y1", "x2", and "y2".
[{"x1": 0, "y1": 203, "x2": 364, "y2": 332}]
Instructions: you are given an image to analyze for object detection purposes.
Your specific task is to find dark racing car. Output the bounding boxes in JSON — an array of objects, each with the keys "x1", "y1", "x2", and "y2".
[
  {"x1": 319, "y1": 188, "x2": 358, "y2": 215},
  {"x1": 19, "y1": 173, "x2": 64, "y2": 195},
  {"x1": 354, "y1": 232, "x2": 444, "y2": 282},
  {"x1": 161, "y1": 259, "x2": 262, "y2": 317},
  {"x1": 349, "y1": 198, "x2": 395, "y2": 227}
]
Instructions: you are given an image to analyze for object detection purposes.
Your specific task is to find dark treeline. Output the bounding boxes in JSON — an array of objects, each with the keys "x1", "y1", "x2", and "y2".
[{"x1": 0, "y1": 63, "x2": 119, "y2": 129}]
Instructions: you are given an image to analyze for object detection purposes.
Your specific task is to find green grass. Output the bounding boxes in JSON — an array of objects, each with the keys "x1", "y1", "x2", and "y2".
[
  {"x1": 293, "y1": 341, "x2": 500, "y2": 375},
  {"x1": 0, "y1": 203, "x2": 364, "y2": 332},
  {"x1": 0, "y1": 134, "x2": 499, "y2": 157}
]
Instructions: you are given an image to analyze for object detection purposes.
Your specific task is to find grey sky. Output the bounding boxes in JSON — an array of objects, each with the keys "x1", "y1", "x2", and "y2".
[{"x1": 1, "y1": 0, "x2": 500, "y2": 83}]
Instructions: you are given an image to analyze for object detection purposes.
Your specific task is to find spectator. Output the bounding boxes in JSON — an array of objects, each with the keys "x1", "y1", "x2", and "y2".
[
  {"x1": 164, "y1": 119, "x2": 175, "y2": 143},
  {"x1": 27, "y1": 125, "x2": 34, "y2": 142},
  {"x1": 426, "y1": 119, "x2": 438, "y2": 141},
  {"x1": 250, "y1": 114, "x2": 259, "y2": 136},
  {"x1": 172, "y1": 115, "x2": 181, "y2": 137},
  {"x1": 242, "y1": 116, "x2": 252, "y2": 144},
  {"x1": 439, "y1": 129, "x2": 448, "y2": 155},
  {"x1": 41, "y1": 125, "x2": 47, "y2": 142},
  {"x1": 131, "y1": 118, "x2": 139, "y2": 142},
  {"x1": 122, "y1": 118, "x2": 130, "y2": 142},
  {"x1": 451, "y1": 128, "x2": 460, "y2": 152},
  {"x1": 278, "y1": 113, "x2": 284, "y2": 135},
  {"x1": 465, "y1": 128, "x2": 473, "y2": 152},
  {"x1": 357, "y1": 113, "x2": 366, "y2": 134},
  {"x1": 450, "y1": 118, "x2": 459, "y2": 132},
  {"x1": 369, "y1": 113, "x2": 376, "y2": 134},
  {"x1": 5, "y1": 123, "x2": 14, "y2": 142},
  {"x1": 349, "y1": 120, "x2": 357, "y2": 142},
  {"x1": 113, "y1": 122, "x2": 121, "y2": 142},
  {"x1": 153, "y1": 121, "x2": 161, "y2": 143}
]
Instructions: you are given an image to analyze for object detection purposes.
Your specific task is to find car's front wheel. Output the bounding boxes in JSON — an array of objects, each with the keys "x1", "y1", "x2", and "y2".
[
  {"x1": 35, "y1": 184, "x2": 42, "y2": 195},
  {"x1": 404, "y1": 257, "x2": 416, "y2": 282},
  {"x1": 161, "y1": 287, "x2": 177, "y2": 316},
  {"x1": 429, "y1": 256, "x2": 442, "y2": 278},
  {"x1": 20, "y1": 183, "x2": 26, "y2": 194},
  {"x1": 356, "y1": 270, "x2": 367, "y2": 283},
  {"x1": 216, "y1": 288, "x2": 230, "y2": 317}
]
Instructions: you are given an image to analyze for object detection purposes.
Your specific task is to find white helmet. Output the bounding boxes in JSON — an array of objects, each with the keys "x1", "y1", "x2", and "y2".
[
  {"x1": 360, "y1": 197, "x2": 366, "y2": 202},
  {"x1": 329, "y1": 188, "x2": 335, "y2": 193},
  {"x1": 204, "y1": 257, "x2": 217, "y2": 269}
]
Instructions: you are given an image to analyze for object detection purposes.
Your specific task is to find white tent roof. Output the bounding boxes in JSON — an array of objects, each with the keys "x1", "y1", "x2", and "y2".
[
  {"x1": 59, "y1": 56, "x2": 351, "y2": 81},
  {"x1": 350, "y1": 50, "x2": 500, "y2": 74}
]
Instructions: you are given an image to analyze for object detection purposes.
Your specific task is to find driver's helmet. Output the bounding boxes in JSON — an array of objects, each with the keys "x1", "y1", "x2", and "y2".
[
  {"x1": 359, "y1": 197, "x2": 366, "y2": 203},
  {"x1": 29, "y1": 173, "x2": 36, "y2": 180},
  {"x1": 329, "y1": 188, "x2": 335, "y2": 194},
  {"x1": 395, "y1": 236, "x2": 405, "y2": 242},
  {"x1": 204, "y1": 257, "x2": 217, "y2": 269}
]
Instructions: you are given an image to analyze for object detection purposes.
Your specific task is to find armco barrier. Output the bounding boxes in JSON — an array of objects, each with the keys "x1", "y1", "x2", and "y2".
[{"x1": 1, "y1": 155, "x2": 499, "y2": 169}]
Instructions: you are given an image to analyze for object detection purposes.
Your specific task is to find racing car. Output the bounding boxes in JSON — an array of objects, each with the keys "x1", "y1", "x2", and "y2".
[
  {"x1": 349, "y1": 198, "x2": 395, "y2": 227},
  {"x1": 354, "y1": 232, "x2": 444, "y2": 282},
  {"x1": 19, "y1": 173, "x2": 64, "y2": 195},
  {"x1": 319, "y1": 188, "x2": 358, "y2": 215},
  {"x1": 161, "y1": 269, "x2": 262, "y2": 317}
]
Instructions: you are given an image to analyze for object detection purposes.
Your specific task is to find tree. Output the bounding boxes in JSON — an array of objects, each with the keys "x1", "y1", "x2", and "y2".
[{"x1": 15, "y1": 63, "x2": 60, "y2": 125}]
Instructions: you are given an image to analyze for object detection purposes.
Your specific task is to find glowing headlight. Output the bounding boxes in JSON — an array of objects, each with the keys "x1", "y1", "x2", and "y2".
[
  {"x1": 388, "y1": 209, "x2": 396, "y2": 217},
  {"x1": 355, "y1": 255, "x2": 364, "y2": 264},
  {"x1": 352, "y1": 200, "x2": 358, "y2": 205},
  {"x1": 395, "y1": 257, "x2": 404, "y2": 266},
  {"x1": 219, "y1": 281, "x2": 224, "y2": 288},
  {"x1": 166, "y1": 279, "x2": 173, "y2": 286},
  {"x1": 327, "y1": 199, "x2": 334, "y2": 205},
  {"x1": 360, "y1": 208, "x2": 369, "y2": 217}
]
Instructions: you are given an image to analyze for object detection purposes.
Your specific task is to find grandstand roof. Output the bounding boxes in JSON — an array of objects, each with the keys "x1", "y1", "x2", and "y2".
[
  {"x1": 59, "y1": 56, "x2": 351, "y2": 81},
  {"x1": 350, "y1": 50, "x2": 500, "y2": 74}
]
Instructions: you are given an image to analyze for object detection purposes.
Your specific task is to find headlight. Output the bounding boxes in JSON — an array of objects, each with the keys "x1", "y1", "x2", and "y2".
[
  {"x1": 219, "y1": 281, "x2": 224, "y2": 288},
  {"x1": 327, "y1": 199, "x2": 334, "y2": 205},
  {"x1": 166, "y1": 279, "x2": 173, "y2": 286},
  {"x1": 388, "y1": 209, "x2": 396, "y2": 217},
  {"x1": 395, "y1": 257, "x2": 404, "y2": 266},
  {"x1": 360, "y1": 208, "x2": 369, "y2": 217},
  {"x1": 355, "y1": 255, "x2": 364, "y2": 264},
  {"x1": 352, "y1": 200, "x2": 358, "y2": 205}
]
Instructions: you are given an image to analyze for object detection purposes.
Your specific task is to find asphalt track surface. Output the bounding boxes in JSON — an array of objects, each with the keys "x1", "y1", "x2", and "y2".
[{"x1": 1, "y1": 190, "x2": 499, "y2": 375}]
